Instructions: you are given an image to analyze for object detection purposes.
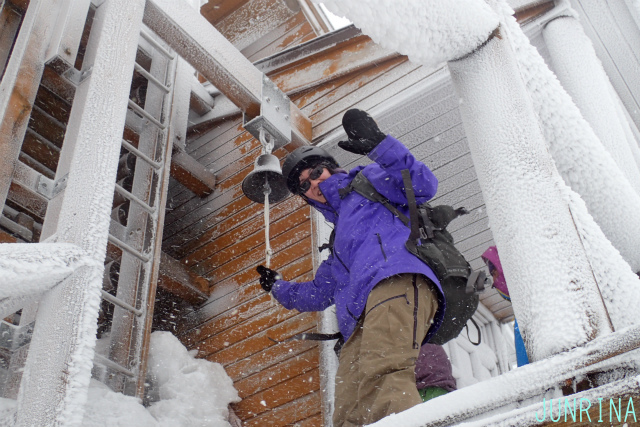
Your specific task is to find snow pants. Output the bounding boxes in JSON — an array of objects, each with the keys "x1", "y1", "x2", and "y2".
[{"x1": 333, "y1": 273, "x2": 439, "y2": 427}]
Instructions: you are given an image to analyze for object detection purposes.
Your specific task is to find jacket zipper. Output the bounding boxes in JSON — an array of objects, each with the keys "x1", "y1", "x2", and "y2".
[
  {"x1": 376, "y1": 233, "x2": 388, "y2": 261},
  {"x1": 334, "y1": 250, "x2": 349, "y2": 273},
  {"x1": 365, "y1": 293, "x2": 409, "y2": 317},
  {"x1": 412, "y1": 274, "x2": 419, "y2": 350}
]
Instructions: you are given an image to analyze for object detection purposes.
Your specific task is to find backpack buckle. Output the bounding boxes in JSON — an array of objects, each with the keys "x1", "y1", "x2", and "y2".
[
  {"x1": 466, "y1": 270, "x2": 487, "y2": 294},
  {"x1": 420, "y1": 228, "x2": 429, "y2": 240}
]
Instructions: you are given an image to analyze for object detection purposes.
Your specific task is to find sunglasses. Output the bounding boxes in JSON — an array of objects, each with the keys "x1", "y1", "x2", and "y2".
[{"x1": 296, "y1": 164, "x2": 327, "y2": 195}]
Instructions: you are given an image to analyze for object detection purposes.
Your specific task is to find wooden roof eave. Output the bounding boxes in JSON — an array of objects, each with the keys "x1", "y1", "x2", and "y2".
[
  {"x1": 513, "y1": 0, "x2": 556, "y2": 26},
  {"x1": 189, "y1": 25, "x2": 402, "y2": 133}
]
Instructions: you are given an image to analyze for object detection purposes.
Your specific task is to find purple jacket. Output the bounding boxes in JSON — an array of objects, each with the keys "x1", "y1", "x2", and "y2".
[
  {"x1": 415, "y1": 343, "x2": 457, "y2": 391},
  {"x1": 272, "y1": 135, "x2": 446, "y2": 342}
]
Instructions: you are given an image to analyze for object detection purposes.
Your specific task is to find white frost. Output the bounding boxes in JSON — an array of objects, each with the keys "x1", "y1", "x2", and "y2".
[
  {"x1": 543, "y1": 14, "x2": 640, "y2": 196},
  {"x1": 314, "y1": 0, "x2": 500, "y2": 67},
  {"x1": 0, "y1": 243, "x2": 95, "y2": 299},
  {"x1": 492, "y1": 0, "x2": 640, "y2": 272}
]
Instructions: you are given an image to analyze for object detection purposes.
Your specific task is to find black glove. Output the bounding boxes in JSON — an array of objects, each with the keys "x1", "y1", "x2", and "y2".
[
  {"x1": 256, "y1": 265, "x2": 282, "y2": 293},
  {"x1": 338, "y1": 109, "x2": 386, "y2": 155},
  {"x1": 455, "y1": 207, "x2": 469, "y2": 217}
]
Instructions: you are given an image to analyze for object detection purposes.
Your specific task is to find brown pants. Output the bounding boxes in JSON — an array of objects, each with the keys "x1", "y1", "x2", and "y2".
[{"x1": 333, "y1": 274, "x2": 439, "y2": 427}]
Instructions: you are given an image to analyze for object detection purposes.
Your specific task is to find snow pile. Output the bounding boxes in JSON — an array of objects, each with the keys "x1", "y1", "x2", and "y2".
[
  {"x1": 145, "y1": 331, "x2": 240, "y2": 426},
  {"x1": 0, "y1": 243, "x2": 96, "y2": 298},
  {"x1": 81, "y1": 380, "x2": 158, "y2": 427},
  {"x1": 315, "y1": 0, "x2": 500, "y2": 67},
  {"x1": 0, "y1": 331, "x2": 239, "y2": 427}
]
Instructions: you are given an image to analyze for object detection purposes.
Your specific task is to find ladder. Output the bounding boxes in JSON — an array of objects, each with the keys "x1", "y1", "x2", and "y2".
[
  {"x1": 0, "y1": 0, "x2": 310, "y2": 424},
  {"x1": 0, "y1": 0, "x2": 191, "y2": 418},
  {"x1": 95, "y1": 27, "x2": 177, "y2": 396}
]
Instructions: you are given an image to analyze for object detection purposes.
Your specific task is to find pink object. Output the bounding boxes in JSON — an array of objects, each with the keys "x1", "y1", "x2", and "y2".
[{"x1": 481, "y1": 246, "x2": 509, "y2": 297}]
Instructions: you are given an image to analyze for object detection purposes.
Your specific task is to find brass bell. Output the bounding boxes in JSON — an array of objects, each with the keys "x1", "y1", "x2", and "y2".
[{"x1": 242, "y1": 153, "x2": 289, "y2": 203}]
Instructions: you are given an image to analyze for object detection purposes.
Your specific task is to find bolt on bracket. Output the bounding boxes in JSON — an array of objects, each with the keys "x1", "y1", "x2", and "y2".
[{"x1": 243, "y1": 75, "x2": 292, "y2": 151}]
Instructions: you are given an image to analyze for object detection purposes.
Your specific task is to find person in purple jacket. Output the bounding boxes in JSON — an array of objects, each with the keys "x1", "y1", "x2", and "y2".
[{"x1": 256, "y1": 109, "x2": 446, "y2": 427}]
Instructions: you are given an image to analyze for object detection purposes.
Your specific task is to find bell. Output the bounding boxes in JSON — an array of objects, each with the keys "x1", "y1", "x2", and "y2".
[{"x1": 242, "y1": 153, "x2": 289, "y2": 203}]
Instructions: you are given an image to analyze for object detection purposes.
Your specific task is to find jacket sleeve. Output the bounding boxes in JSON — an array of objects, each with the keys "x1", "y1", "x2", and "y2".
[
  {"x1": 365, "y1": 135, "x2": 438, "y2": 205},
  {"x1": 271, "y1": 255, "x2": 337, "y2": 312}
]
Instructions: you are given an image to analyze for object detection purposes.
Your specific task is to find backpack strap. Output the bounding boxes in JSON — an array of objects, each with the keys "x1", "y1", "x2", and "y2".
[
  {"x1": 339, "y1": 172, "x2": 410, "y2": 226},
  {"x1": 465, "y1": 317, "x2": 482, "y2": 346},
  {"x1": 269, "y1": 332, "x2": 345, "y2": 357},
  {"x1": 268, "y1": 332, "x2": 342, "y2": 343},
  {"x1": 318, "y1": 228, "x2": 336, "y2": 253},
  {"x1": 401, "y1": 169, "x2": 438, "y2": 245}
]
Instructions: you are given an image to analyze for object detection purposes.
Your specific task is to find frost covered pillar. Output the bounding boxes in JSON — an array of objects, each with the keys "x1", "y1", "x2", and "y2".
[
  {"x1": 489, "y1": 0, "x2": 640, "y2": 274},
  {"x1": 447, "y1": 31, "x2": 612, "y2": 361},
  {"x1": 15, "y1": 0, "x2": 145, "y2": 426},
  {"x1": 542, "y1": 12, "x2": 640, "y2": 195}
]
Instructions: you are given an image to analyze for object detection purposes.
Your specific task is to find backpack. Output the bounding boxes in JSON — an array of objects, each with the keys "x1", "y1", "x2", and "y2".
[{"x1": 338, "y1": 169, "x2": 486, "y2": 345}]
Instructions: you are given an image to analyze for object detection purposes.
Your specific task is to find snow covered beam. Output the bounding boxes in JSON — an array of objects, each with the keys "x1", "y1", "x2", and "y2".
[
  {"x1": 157, "y1": 251, "x2": 209, "y2": 305},
  {"x1": 491, "y1": 1, "x2": 640, "y2": 275},
  {"x1": 570, "y1": 0, "x2": 640, "y2": 132},
  {"x1": 543, "y1": 14, "x2": 640, "y2": 196},
  {"x1": 170, "y1": 150, "x2": 217, "y2": 197},
  {"x1": 216, "y1": 0, "x2": 300, "y2": 52},
  {"x1": 0, "y1": 242, "x2": 93, "y2": 299},
  {"x1": 316, "y1": 0, "x2": 499, "y2": 67},
  {"x1": 143, "y1": 0, "x2": 312, "y2": 148}
]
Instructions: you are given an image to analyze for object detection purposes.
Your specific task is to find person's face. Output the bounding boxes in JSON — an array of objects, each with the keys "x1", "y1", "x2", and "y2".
[
  {"x1": 298, "y1": 164, "x2": 332, "y2": 204},
  {"x1": 488, "y1": 264, "x2": 501, "y2": 282}
]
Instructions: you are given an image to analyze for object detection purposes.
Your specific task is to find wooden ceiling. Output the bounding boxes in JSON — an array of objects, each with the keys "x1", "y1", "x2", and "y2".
[{"x1": 199, "y1": 0, "x2": 330, "y2": 61}]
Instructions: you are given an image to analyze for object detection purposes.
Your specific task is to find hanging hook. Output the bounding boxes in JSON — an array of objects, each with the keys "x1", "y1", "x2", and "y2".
[{"x1": 259, "y1": 127, "x2": 274, "y2": 156}]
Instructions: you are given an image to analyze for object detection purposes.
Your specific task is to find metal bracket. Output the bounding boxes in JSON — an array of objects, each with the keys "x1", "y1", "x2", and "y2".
[
  {"x1": 0, "y1": 321, "x2": 35, "y2": 351},
  {"x1": 62, "y1": 66, "x2": 93, "y2": 86},
  {"x1": 37, "y1": 174, "x2": 69, "y2": 200},
  {"x1": 243, "y1": 75, "x2": 292, "y2": 151}
]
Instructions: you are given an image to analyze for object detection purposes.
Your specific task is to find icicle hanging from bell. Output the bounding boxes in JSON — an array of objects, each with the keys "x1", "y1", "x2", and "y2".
[{"x1": 242, "y1": 153, "x2": 289, "y2": 203}]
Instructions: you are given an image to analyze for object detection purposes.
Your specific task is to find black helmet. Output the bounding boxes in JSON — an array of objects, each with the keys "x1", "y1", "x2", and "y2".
[{"x1": 282, "y1": 146, "x2": 339, "y2": 194}]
